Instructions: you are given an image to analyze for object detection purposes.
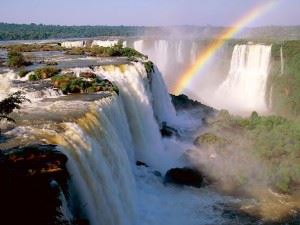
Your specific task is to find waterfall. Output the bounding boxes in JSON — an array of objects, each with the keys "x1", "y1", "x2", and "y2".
[
  {"x1": 154, "y1": 40, "x2": 169, "y2": 75},
  {"x1": 280, "y1": 46, "x2": 284, "y2": 75},
  {"x1": 91, "y1": 40, "x2": 120, "y2": 47},
  {"x1": 61, "y1": 41, "x2": 86, "y2": 48},
  {"x1": 94, "y1": 63, "x2": 175, "y2": 171},
  {"x1": 214, "y1": 44, "x2": 272, "y2": 113},
  {"x1": 1, "y1": 59, "x2": 176, "y2": 225},
  {"x1": 176, "y1": 41, "x2": 184, "y2": 63},
  {"x1": 190, "y1": 42, "x2": 198, "y2": 64},
  {"x1": 150, "y1": 66, "x2": 177, "y2": 125},
  {"x1": 30, "y1": 97, "x2": 137, "y2": 225},
  {"x1": 133, "y1": 40, "x2": 144, "y2": 53}
]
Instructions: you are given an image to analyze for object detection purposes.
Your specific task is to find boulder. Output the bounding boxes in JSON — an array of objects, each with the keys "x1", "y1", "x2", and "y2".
[{"x1": 164, "y1": 167, "x2": 203, "y2": 188}]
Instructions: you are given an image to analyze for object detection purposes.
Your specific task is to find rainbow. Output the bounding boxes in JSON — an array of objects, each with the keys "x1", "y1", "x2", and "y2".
[{"x1": 172, "y1": 0, "x2": 279, "y2": 95}]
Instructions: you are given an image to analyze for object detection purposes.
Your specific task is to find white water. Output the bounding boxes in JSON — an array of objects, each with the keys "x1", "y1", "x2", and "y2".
[
  {"x1": 61, "y1": 41, "x2": 86, "y2": 48},
  {"x1": 91, "y1": 40, "x2": 120, "y2": 47},
  {"x1": 150, "y1": 66, "x2": 177, "y2": 125},
  {"x1": 55, "y1": 98, "x2": 137, "y2": 225},
  {"x1": 94, "y1": 63, "x2": 175, "y2": 171},
  {"x1": 213, "y1": 44, "x2": 272, "y2": 113}
]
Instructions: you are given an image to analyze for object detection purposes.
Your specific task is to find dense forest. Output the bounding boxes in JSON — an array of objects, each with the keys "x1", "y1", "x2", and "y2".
[
  {"x1": 1, "y1": 23, "x2": 300, "y2": 41},
  {"x1": 0, "y1": 23, "x2": 146, "y2": 40}
]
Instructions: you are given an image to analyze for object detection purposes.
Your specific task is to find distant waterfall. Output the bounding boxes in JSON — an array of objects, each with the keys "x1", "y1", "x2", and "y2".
[
  {"x1": 280, "y1": 46, "x2": 284, "y2": 75},
  {"x1": 214, "y1": 44, "x2": 272, "y2": 113}
]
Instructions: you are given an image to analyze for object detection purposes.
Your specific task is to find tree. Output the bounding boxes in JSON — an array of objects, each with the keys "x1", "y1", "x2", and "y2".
[{"x1": 0, "y1": 91, "x2": 29, "y2": 125}]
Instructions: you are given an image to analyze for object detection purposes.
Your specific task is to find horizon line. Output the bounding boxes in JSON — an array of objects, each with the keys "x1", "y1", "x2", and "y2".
[{"x1": 1, "y1": 22, "x2": 300, "y2": 29}]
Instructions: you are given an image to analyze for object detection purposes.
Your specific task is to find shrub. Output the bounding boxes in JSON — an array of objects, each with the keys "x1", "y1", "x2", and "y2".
[
  {"x1": 65, "y1": 47, "x2": 85, "y2": 55},
  {"x1": 7, "y1": 44, "x2": 64, "y2": 52},
  {"x1": 144, "y1": 61, "x2": 154, "y2": 77},
  {"x1": 34, "y1": 66, "x2": 60, "y2": 79},
  {"x1": 28, "y1": 74, "x2": 38, "y2": 81},
  {"x1": 51, "y1": 74, "x2": 119, "y2": 95},
  {"x1": 18, "y1": 69, "x2": 29, "y2": 78},
  {"x1": 7, "y1": 51, "x2": 27, "y2": 68}
]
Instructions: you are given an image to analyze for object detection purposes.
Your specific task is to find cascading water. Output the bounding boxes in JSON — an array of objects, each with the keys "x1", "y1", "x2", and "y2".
[
  {"x1": 34, "y1": 97, "x2": 137, "y2": 225},
  {"x1": 150, "y1": 66, "x2": 177, "y2": 125},
  {"x1": 0, "y1": 59, "x2": 178, "y2": 225},
  {"x1": 94, "y1": 63, "x2": 175, "y2": 171},
  {"x1": 213, "y1": 44, "x2": 272, "y2": 113}
]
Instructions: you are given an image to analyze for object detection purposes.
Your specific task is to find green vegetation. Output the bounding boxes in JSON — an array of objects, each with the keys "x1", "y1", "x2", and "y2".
[
  {"x1": 34, "y1": 67, "x2": 60, "y2": 79},
  {"x1": 1, "y1": 23, "x2": 300, "y2": 41},
  {"x1": 144, "y1": 61, "x2": 154, "y2": 77},
  {"x1": 65, "y1": 44, "x2": 145, "y2": 59},
  {"x1": 202, "y1": 111, "x2": 300, "y2": 193},
  {"x1": 7, "y1": 51, "x2": 30, "y2": 68},
  {"x1": 5, "y1": 43, "x2": 64, "y2": 52},
  {"x1": 51, "y1": 73, "x2": 119, "y2": 95},
  {"x1": 28, "y1": 74, "x2": 39, "y2": 81},
  {"x1": 0, "y1": 23, "x2": 145, "y2": 40},
  {"x1": 269, "y1": 40, "x2": 300, "y2": 118},
  {"x1": 194, "y1": 132, "x2": 230, "y2": 147},
  {"x1": 0, "y1": 91, "x2": 29, "y2": 125},
  {"x1": 65, "y1": 47, "x2": 85, "y2": 55},
  {"x1": 18, "y1": 69, "x2": 29, "y2": 78}
]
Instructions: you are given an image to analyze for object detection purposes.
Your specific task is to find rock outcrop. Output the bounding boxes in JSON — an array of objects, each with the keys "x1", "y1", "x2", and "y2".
[
  {"x1": 0, "y1": 144, "x2": 71, "y2": 225},
  {"x1": 164, "y1": 167, "x2": 203, "y2": 188}
]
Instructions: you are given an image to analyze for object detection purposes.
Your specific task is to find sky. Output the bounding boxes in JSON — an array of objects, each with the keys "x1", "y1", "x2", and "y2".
[{"x1": 0, "y1": 0, "x2": 299, "y2": 27}]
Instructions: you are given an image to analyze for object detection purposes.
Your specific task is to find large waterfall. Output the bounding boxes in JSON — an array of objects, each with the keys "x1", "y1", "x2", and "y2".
[
  {"x1": 2, "y1": 61, "x2": 177, "y2": 225},
  {"x1": 129, "y1": 39, "x2": 231, "y2": 94},
  {"x1": 213, "y1": 44, "x2": 272, "y2": 113}
]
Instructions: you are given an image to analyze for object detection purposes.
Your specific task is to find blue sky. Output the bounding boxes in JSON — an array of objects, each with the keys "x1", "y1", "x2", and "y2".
[{"x1": 0, "y1": 0, "x2": 299, "y2": 26}]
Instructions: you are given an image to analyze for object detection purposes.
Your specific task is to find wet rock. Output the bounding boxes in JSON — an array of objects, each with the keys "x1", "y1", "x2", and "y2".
[
  {"x1": 160, "y1": 121, "x2": 179, "y2": 138},
  {"x1": 136, "y1": 160, "x2": 149, "y2": 167},
  {"x1": 164, "y1": 167, "x2": 203, "y2": 188},
  {"x1": 171, "y1": 94, "x2": 215, "y2": 115}
]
